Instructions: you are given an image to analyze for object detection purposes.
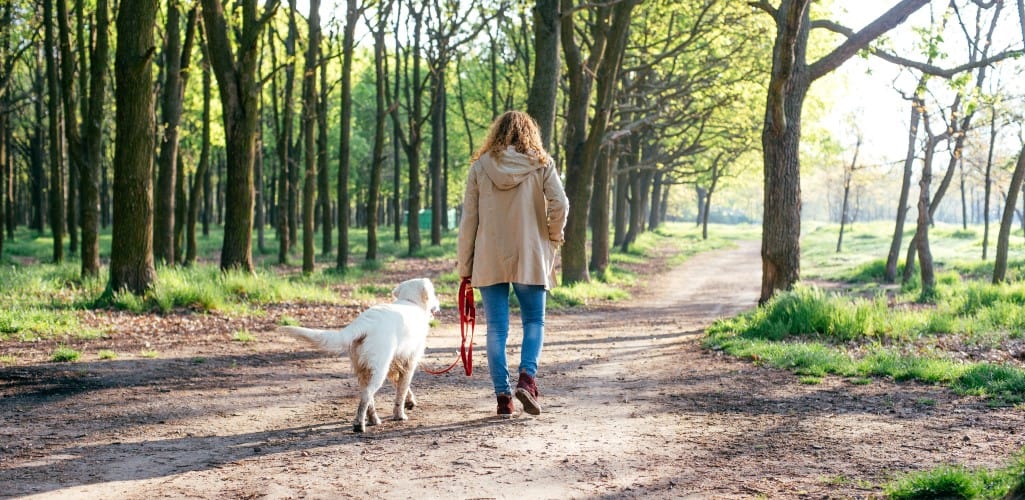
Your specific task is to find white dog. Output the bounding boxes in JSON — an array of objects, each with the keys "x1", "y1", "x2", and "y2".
[{"x1": 280, "y1": 278, "x2": 441, "y2": 433}]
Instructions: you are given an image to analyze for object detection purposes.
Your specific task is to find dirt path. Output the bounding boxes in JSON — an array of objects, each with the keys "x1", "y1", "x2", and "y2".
[{"x1": 2, "y1": 242, "x2": 1023, "y2": 499}]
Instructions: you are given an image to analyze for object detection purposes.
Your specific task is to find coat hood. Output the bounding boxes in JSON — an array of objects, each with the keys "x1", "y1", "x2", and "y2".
[{"x1": 480, "y1": 146, "x2": 547, "y2": 190}]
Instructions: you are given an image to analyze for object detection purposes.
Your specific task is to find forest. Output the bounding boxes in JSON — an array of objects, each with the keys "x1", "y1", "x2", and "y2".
[{"x1": 0, "y1": 0, "x2": 1020, "y2": 303}]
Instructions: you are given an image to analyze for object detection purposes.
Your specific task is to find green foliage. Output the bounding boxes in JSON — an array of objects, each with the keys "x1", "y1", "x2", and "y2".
[{"x1": 97, "y1": 350, "x2": 117, "y2": 360}]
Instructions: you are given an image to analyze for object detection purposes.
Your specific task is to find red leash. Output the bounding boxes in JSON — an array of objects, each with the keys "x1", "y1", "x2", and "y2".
[{"x1": 423, "y1": 277, "x2": 475, "y2": 376}]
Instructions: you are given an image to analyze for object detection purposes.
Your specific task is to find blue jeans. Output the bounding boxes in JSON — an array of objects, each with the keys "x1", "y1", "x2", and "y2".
[{"x1": 478, "y1": 283, "x2": 547, "y2": 396}]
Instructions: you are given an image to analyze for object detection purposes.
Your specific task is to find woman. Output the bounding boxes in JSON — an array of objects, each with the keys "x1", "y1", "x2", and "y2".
[{"x1": 457, "y1": 110, "x2": 569, "y2": 417}]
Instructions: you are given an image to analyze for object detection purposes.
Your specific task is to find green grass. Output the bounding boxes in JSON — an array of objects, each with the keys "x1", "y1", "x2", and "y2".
[
  {"x1": 706, "y1": 285, "x2": 1025, "y2": 405},
  {"x1": 97, "y1": 350, "x2": 117, "y2": 360},
  {"x1": 231, "y1": 328, "x2": 256, "y2": 343},
  {"x1": 885, "y1": 449, "x2": 1025, "y2": 499},
  {"x1": 1, "y1": 221, "x2": 750, "y2": 351},
  {"x1": 50, "y1": 346, "x2": 81, "y2": 362}
]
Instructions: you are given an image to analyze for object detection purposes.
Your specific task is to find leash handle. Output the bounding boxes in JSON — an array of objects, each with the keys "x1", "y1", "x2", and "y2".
[{"x1": 422, "y1": 277, "x2": 475, "y2": 376}]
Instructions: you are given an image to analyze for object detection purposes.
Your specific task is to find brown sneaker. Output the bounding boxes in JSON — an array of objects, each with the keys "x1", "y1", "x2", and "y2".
[
  {"x1": 497, "y1": 393, "x2": 514, "y2": 416},
  {"x1": 515, "y1": 372, "x2": 542, "y2": 415}
]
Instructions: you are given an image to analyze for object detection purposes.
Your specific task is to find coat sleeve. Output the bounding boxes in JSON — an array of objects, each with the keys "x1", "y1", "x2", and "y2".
[
  {"x1": 457, "y1": 165, "x2": 480, "y2": 278},
  {"x1": 542, "y1": 162, "x2": 569, "y2": 242}
]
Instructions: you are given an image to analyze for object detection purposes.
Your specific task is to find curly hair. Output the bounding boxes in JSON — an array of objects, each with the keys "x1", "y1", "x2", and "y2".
[{"x1": 471, "y1": 110, "x2": 551, "y2": 165}]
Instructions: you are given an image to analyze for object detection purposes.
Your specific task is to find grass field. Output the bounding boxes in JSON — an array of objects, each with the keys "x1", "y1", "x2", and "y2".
[
  {"x1": 706, "y1": 220, "x2": 1025, "y2": 497},
  {"x1": 0, "y1": 221, "x2": 757, "y2": 343}
]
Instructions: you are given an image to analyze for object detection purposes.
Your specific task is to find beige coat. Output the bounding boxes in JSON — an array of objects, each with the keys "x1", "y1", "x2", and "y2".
[{"x1": 457, "y1": 147, "x2": 569, "y2": 289}]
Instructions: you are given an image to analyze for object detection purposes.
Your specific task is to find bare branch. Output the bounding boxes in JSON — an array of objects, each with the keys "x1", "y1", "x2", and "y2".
[
  {"x1": 747, "y1": 1, "x2": 776, "y2": 17},
  {"x1": 812, "y1": 18, "x2": 1023, "y2": 79},
  {"x1": 808, "y1": 0, "x2": 929, "y2": 81}
]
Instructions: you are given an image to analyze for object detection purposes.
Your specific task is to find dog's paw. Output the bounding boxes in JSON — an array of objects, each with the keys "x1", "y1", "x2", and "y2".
[
  {"x1": 404, "y1": 399, "x2": 416, "y2": 410},
  {"x1": 392, "y1": 411, "x2": 409, "y2": 421},
  {"x1": 352, "y1": 423, "x2": 365, "y2": 433}
]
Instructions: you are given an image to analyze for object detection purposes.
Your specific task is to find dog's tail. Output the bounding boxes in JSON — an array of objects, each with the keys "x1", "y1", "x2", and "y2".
[{"x1": 279, "y1": 325, "x2": 358, "y2": 353}]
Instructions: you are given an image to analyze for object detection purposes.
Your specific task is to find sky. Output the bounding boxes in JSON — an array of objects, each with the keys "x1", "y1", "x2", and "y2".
[{"x1": 815, "y1": 1, "x2": 1024, "y2": 167}]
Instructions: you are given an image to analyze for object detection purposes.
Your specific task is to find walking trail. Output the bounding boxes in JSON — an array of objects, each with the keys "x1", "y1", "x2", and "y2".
[{"x1": 1, "y1": 241, "x2": 1022, "y2": 498}]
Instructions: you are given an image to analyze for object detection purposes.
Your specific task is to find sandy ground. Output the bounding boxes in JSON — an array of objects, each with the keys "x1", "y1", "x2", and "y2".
[{"x1": 2, "y1": 241, "x2": 1023, "y2": 499}]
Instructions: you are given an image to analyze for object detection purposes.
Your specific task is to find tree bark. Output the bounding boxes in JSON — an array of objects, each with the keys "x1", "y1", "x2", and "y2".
[
  {"x1": 589, "y1": 146, "x2": 613, "y2": 275},
  {"x1": 301, "y1": 0, "x2": 320, "y2": 274},
  {"x1": 561, "y1": 0, "x2": 637, "y2": 284},
  {"x1": 337, "y1": 0, "x2": 358, "y2": 269},
  {"x1": 43, "y1": 0, "x2": 65, "y2": 264},
  {"x1": 993, "y1": 147, "x2": 1025, "y2": 283},
  {"x1": 108, "y1": 0, "x2": 157, "y2": 294},
  {"x1": 316, "y1": 43, "x2": 330, "y2": 256},
  {"x1": 366, "y1": 0, "x2": 392, "y2": 262},
  {"x1": 185, "y1": 49, "x2": 211, "y2": 266},
  {"x1": 982, "y1": 109, "x2": 997, "y2": 260},
  {"x1": 201, "y1": 0, "x2": 275, "y2": 273},
  {"x1": 836, "y1": 136, "x2": 860, "y2": 253},
  {"x1": 525, "y1": 0, "x2": 560, "y2": 150},
  {"x1": 154, "y1": 3, "x2": 197, "y2": 266}
]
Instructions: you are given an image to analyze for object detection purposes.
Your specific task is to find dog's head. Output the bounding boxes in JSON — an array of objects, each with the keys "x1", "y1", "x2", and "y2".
[{"x1": 393, "y1": 278, "x2": 441, "y2": 316}]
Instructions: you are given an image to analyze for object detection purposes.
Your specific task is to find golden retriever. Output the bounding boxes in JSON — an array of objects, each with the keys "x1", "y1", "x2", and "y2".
[{"x1": 280, "y1": 278, "x2": 440, "y2": 433}]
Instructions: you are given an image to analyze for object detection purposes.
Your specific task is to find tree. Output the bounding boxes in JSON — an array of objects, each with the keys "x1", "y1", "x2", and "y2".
[
  {"x1": 992, "y1": 0, "x2": 1025, "y2": 284},
  {"x1": 201, "y1": 0, "x2": 279, "y2": 272},
  {"x1": 525, "y1": 0, "x2": 559, "y2": 150},
  {"x1": 301, "y1": 0, "x2": 321, "y2": 274},
  {"x1": 560, "y1": 0, "x2": 639, "y2": 284},
  {"x1": 43, "y1": 0, "x2": 64, "y2": 264},
  {"x1": 336, "y1": 0, "x2": 363, "y2": 270},
  {"x1": 185, "y1": 36, "x2": 212, "y2": 267},
  {"x1": 836, "y1": 134, "x2": 861, "y2": 253},
  {"x1": 755, "y1": 0, "x2": 934, "y2": 303},
  {"x1": 154, "y1": 2, "x2": 198, "y2": 266},
  {"x1": 365, "y1": 0, "x2": 393, "y2": 263},
  {"x1": 108, "y1": 0, "x2": 158, "y2": 294},
  {"x1": 56, "y1": 0, "x2": 109, "y2": 277}
]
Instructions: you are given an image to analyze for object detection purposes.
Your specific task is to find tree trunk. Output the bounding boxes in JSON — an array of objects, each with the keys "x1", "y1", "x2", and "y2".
[
  {"x1": 156, "y1": 4, "x2": 197, "y2": 266},
  {"x1": 154, "y1": 2, "x2": 182, "y2": 266},
  {"x1": 43, "y1": 0, "x2": 65, "y2": 264},
  {"x1": 274, "y1": 3, "x2": 297, "y2": 264},
  {"x1": 301, "y1": 0, "x2": 320, "y2": 274},
  {"x1": 982, "y1": 110, "x2": 997, "y2": 260},
  {"x1": 317, "y1": 43, "x2": 330, "y2": 256},
  {"x1": 589, "y1": 146, "x2": 612, "y2": 275},
  {"x1": 201, "y1": 0, "x2": 271, "y2": 273},
  {"x1": 836, "y1": 136, "x2": 859, "y2": 253},
  {"x1": 337, "y1": 0, "x2": 357, "y2": 269},
  {"x1": 561, "y1": 0, "x2": 637, "y2": 284},
  {"x1": 108, "y1": 0, "x2": 157, "y2": 294},
  {"x1": 429, "y1": 64, "x2": 445, "y2": 246},
  {"x1": 993, "y1": 147, "x2": 1025, "y2": 283},
  {"x1": 612, "y1": 165, "x2": 628, "y2": 247},
  {"x1": 647, "y1": 170, "x2": 663, "y2": 231},
  {"x1": 366, "y1": 0, "x2": 391, "y2": 262},
  {"x1": 255, "y1": 109, "x2": 266, "y2": 254},
  {"x1": 884, "y1": 95, "x2": 922, "y2": 282},
  {"x1": 185, "y1": 52, "x2": 211, "y2": 266},
  {"x1": 914, "y1": 141, "x2": 936, "y2": 297},
  {"x1": 525, "y1": 0, "x2": 560, "y2": 150}
]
